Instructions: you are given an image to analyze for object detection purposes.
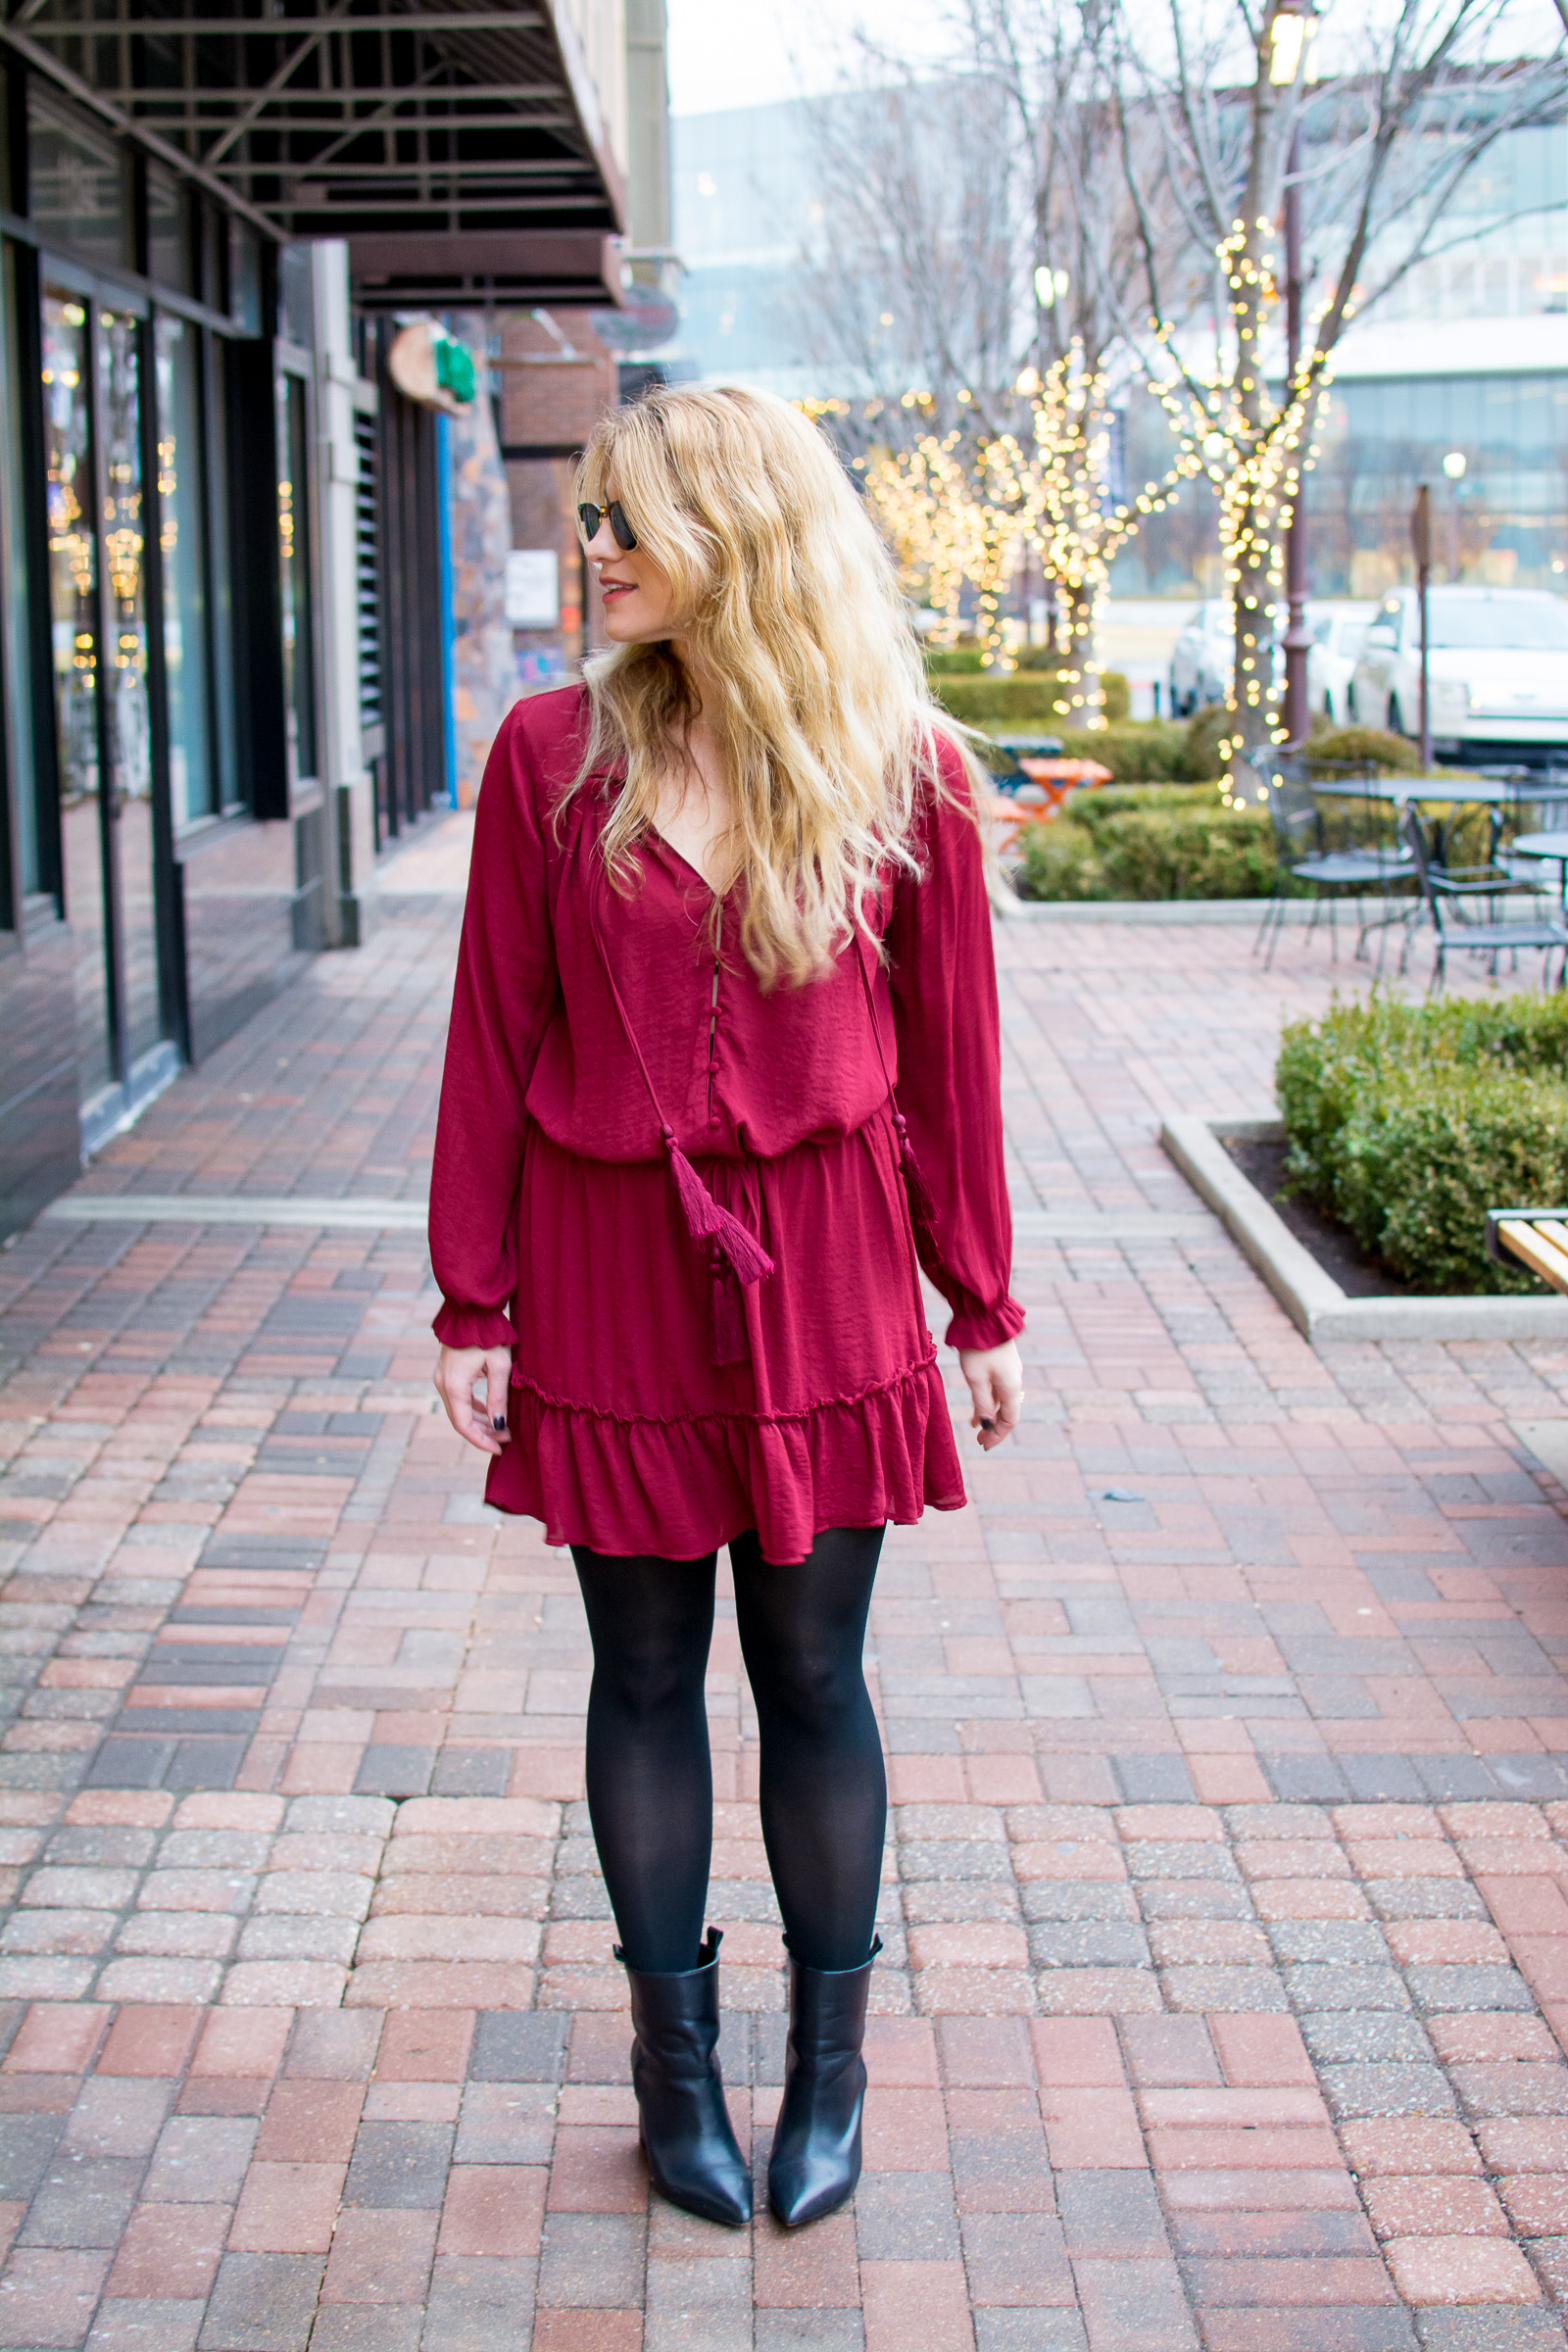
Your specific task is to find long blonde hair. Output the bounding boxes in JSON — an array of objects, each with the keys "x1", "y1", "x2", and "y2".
[{"x1": 570, "y1": 384, "x2": 981, "y2": 989}]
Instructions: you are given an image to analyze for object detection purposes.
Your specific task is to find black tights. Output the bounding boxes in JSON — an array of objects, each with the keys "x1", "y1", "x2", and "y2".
[{"x1": 571, "y1": 1526, "x2": 887, "y2": 1975}]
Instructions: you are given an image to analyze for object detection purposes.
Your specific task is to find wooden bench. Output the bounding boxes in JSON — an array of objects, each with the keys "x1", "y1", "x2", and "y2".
[{"x1": 1486, "y1": 1210, "x2": 1568, "y2": 1292}]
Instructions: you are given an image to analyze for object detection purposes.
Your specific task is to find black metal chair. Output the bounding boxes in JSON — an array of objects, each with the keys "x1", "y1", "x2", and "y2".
[
  {"x1": 1253, "y1": 760, "x2": 1413, "y2": 971},
  {"x1": 1399, "y1": 801, "x2": 1568, "y2": 991}
]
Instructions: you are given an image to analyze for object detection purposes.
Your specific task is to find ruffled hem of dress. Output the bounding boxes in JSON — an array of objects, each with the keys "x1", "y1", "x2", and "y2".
[{"x1": 483, "y1": 1356, "x2": 965, "y2": 1564}]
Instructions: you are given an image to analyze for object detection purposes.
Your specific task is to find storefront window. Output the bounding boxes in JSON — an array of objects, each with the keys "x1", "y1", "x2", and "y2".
[
  {"x1": 98, "y1": 308, "x2": 161, "y2": 1076},
  {"x1": 0, "y1": 244, "x2": 39, "y2": 902},
  {"x1": 278, "y1": 375, "x2": 317, "y2": 784},
  {"x1": 28, "y1": 99, "x2": 126, "y2": 273},
  {"x1": 155, "y1": 314, "x2": 216, "y2": 826},
  {"x1": 42, "y1": 287, "x2": 111, "y2": 1098},
  {"x1": 147, "y1": 167, "x2": 192, "y2": 297}
]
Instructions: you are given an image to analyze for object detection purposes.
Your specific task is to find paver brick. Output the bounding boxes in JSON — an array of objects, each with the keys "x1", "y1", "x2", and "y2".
[{"x1": 11, "y1": 851, "x2": 1568, "y2": 2352}]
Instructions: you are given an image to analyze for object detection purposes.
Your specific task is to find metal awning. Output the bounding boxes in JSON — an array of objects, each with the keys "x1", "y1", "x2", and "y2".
[{"x1": 2, "y1": 0, "x2": 626, "y2": 302}]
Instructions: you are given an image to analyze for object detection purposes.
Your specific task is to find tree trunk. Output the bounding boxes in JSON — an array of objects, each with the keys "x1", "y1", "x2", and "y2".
[{"x1": 1064, "y1": 577, "x2": 1102, "y2": 725}]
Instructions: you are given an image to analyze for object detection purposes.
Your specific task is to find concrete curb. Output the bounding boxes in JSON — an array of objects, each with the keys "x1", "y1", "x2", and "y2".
[
  {"x1": 989, "y1": 873, "x2": 1391, "y2": 925},
  {"x1": 1159, "y1": 1113, "x2": 1568, "y2": 1344}
]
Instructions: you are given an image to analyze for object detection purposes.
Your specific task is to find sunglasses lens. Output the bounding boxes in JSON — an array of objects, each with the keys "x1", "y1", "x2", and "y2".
[
  {"x1": 576, "y1": 503, "x2": 600, "y2": 542},
  {"x1": 609, "y1": 502, "x2": 638, "y2": 552}
]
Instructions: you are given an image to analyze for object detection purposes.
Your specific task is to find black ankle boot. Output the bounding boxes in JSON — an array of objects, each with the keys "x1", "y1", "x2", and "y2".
[
  {"x1": 768, "y1": 1936, "x2": 881, "y2": 2227},
  {"x1": 618, "y1": 1928, "x2": 752, "y2": 2227}
]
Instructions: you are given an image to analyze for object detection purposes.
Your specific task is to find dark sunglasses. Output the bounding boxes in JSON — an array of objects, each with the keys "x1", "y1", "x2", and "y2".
[{"x1": 577, "y1": 499, "x2": 638, "y2": 552}]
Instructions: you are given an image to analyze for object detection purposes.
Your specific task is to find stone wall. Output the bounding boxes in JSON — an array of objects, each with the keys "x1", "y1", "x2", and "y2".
[{"x1": 445, "y1": 315, "x2": 517, "y2": 808}]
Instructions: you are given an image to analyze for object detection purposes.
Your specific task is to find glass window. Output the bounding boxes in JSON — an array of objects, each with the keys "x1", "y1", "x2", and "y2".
[
  {"x1": 155, "y1": 314, "x2": 215, "y2": 826},
  {"x1": 28, "y1": 97, "x2": 126, "y2": 271},
  {"x1": 0, "y1": 244, "x2": 39, "y2": 902},
  {"x1": 278, "y1": 244, "x2": 314, "y2": 349},
  {"x1": 1429, "y1": 592, "x2": 1568, "y2": 650},
  {"x1": 42, "y1": 286, "x2": 112, "y2": 1099},
  {"x1": 205, "y1": 337, "x2": 238, "y2": 809},
  {"x1": 147, "y1": 167, "x2": 191, "y2": 296},
  {"x1": 278, "y1": 375, "x2": 317, "y2": 784},
  {"x1": 230, "y1": 225, "x2": 262, "y2": 334},
  {"x1": 98, "y1": 307, "x2": 161, "y2": 1074}
]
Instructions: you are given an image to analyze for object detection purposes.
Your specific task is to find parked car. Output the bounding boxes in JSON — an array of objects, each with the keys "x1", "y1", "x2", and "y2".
[
  {"x1": 1168, "y1": 599, "x2": 1287, "y2": 717},
  {"x1": 1307, "y1": 605, "x2": 1373, "y2": 724},
  {"x1": 1348, "y1": 585, "x2": 1568, "y2": 763},
  {"x1": 1168, "y1": 601, "x2": 1231, "y2": 715}
]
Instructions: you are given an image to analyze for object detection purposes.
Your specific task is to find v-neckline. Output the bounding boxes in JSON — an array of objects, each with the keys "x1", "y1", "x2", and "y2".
[{"x1": 649, "y1": 824, "x2": 730, "y2": 903}]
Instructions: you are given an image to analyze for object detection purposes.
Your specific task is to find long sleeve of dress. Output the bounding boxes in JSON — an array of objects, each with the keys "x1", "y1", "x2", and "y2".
[
  {"x1": 883, "y1": 745, "x2": 1025, "y2": 1352},
  {"x1": 428, "y1": 713, "x2": 561, "y2": 1350}
]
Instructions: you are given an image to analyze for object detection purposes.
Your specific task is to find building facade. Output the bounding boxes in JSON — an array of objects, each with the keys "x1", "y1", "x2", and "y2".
[{"x1": 0, "y1": 0, "x2": 636, "y2": 1239}]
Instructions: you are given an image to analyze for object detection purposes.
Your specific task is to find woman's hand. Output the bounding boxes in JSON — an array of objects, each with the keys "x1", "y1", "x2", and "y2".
[
  {"x1": 957, "y1": 1341, "x2": 1024, "y2": 1451},
  {"x1": 434, "y1": 1345, "x2": 514, "y2": 1456}
]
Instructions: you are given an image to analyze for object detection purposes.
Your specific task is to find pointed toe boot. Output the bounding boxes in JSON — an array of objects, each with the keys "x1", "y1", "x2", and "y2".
[
  {"x1": 768, "y1": 1936, "x2": 881, "y2": 2228},
  {"x1": 620, "y1": 1928, "x2": 753, "y2": 2228}
]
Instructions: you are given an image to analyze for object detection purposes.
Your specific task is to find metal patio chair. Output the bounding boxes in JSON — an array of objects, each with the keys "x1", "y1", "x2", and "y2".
[
  {"x1": 1399, "y1": 801, "x2": 1568, "y2": 991},
  {"x1": 1253, "y1": 760, "x2": 1413, "y2": 972}
]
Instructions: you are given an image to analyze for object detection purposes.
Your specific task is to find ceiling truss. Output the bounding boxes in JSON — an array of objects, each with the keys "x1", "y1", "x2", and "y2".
[{"x1": 3, "y1": 0, "x2": 623, "y2": 247}]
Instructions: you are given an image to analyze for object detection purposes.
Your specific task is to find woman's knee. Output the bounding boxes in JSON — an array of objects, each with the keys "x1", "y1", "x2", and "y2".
[
  {"x1": 749, "y1": 1642, "x2": 869, "y2": 1737},
  {"x1": 591, "y1": 1635, "x2": 709, "y2": 1724}
]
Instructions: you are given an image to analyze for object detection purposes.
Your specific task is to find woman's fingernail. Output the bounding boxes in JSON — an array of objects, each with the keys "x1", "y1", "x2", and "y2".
[{"x1": 492, "y1": 1415, "x2": 507, "y2": 1430}]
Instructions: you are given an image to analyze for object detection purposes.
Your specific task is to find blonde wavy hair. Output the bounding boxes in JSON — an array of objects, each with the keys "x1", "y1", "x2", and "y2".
[{"x1": 570, "y1": 383, "x2": 983, "y2": 989}]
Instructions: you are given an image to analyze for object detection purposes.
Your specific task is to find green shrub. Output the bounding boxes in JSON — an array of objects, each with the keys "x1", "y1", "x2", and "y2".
[
  {"x1": 1055, "y1": 722, "x2": 1190, "y2": 783},
  {"x1": 1276, "y1": 995, "x2": 1568, "y2": 1293},
  {"x1": 1014, "y1": 784, "x2": 1283, "y2": 903},
  {"x1": 1305, "y1": 726, "x2": 1421, "y2": 776},
  {"x1": 936, "y1": 674, "x2": 1072, "y2": 727},
  {"x1": 937, "y1": 669, "x2": 1132, "y2": 728},
  {"x1": 1100, "y1": 671, "x2": 1131, "y2": 723},
  {"x1": 923, "y1": 644, "x2": 988, "y2": 675},
  {"x1": 1181, "y1": 704, "x2": 1232, "y2": 784}
]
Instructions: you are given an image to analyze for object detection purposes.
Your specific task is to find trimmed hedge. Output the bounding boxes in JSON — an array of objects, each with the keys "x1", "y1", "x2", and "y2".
[
  {"x1": 1304, "y1": 726, "x2": 1421, "y2": 777},
  {"x1": 935, "y1": 669, "x2": 1131, "y2": 728},
  {"x1": 1055, "y1": 720, "x2": 1188, "y2": 782},
  {"x1": 1015, "y1": 784, "x2": 1283, "y2": 903},
  {"x1": 1276, "y1": 996, "x2": 1568, "y2": 1294}
]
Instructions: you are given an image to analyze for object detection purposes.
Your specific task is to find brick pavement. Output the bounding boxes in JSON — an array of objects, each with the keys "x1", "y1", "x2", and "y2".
[{"x1": 4, "y1": 821, "x2": 1568, "y2": 2348}]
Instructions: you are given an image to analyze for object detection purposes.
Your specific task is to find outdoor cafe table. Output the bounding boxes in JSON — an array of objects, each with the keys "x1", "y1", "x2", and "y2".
[
  {"x1": 1507, "y1": 830, "x2": 1568, "y2": 908},
  {"x1": 1312, "y1": 773, "x2": 1534, "y2": 864}
]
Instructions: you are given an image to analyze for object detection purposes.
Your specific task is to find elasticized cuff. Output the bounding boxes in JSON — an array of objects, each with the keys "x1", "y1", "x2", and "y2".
[
  {"x1": 944, "y1": 1293, "x2": 1026, "y2": 1352},
  {"x1": 432, "y1": 1300, "x2": 518, "y2": 1351}
]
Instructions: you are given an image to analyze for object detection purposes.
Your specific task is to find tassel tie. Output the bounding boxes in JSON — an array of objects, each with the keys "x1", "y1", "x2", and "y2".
[
  {"x1": 583, "y1": 846, "x2": 773, "y2": 1367},
  {"x1": 891, "y1": 1110, "x2": 940, "y2": 1254},
  {"x1": 662, "y1": 1125, "x2": 774, "y2": 1366}
]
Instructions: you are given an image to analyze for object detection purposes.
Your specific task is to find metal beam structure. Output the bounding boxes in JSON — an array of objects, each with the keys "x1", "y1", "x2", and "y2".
[{"x1": 2, "y1": 0, "x2": 627, "y2": 288}]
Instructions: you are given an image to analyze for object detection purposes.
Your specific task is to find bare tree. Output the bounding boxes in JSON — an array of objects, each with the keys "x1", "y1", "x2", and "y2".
[
  {"x1": 1106, "y1": 0, "x2": 1565, "y2": 761},
  {"x1": 789, "y1": 66, "x2": 1023, "y2": 450}
]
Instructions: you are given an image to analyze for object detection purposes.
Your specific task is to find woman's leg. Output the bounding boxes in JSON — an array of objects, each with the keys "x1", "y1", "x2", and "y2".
[
  {"x1": 571, "y1": 1546, "x2": 718, "y2": 1976},
  {"x1": 729, "y1": 1524, "x2": 887, "y2": 1973}
]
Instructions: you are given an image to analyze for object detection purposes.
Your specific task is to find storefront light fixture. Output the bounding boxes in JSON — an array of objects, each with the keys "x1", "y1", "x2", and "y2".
[{"x1": 1443, "y1": 450, "x2": 1467, "y2": 478}]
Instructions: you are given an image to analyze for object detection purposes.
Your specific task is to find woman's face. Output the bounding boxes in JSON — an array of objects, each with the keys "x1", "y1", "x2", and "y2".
[{"x1": 584, "y1": 499, "x2": 679, "y2": 644}]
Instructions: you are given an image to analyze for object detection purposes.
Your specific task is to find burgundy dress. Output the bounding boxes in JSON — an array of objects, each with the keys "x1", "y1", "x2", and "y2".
[{"x1": 428, "y1": 685, "x2": 1023, "y2": 1564}]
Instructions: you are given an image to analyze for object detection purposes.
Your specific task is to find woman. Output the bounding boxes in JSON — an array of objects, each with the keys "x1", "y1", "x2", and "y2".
[{"x1": 430, "y1": 384, "x2": 1023, "y2": 2231}]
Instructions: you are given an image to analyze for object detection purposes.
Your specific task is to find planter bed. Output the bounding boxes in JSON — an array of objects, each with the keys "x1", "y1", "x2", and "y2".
[{"x1": 1160, "y1": 1114, "x2": 1568, "y2": 1343}]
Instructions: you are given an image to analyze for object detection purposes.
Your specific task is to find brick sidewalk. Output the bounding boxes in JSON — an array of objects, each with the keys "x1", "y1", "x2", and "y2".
[{"x1": 3, "y1": 824, "x2": 1568, "y2": 2350}]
